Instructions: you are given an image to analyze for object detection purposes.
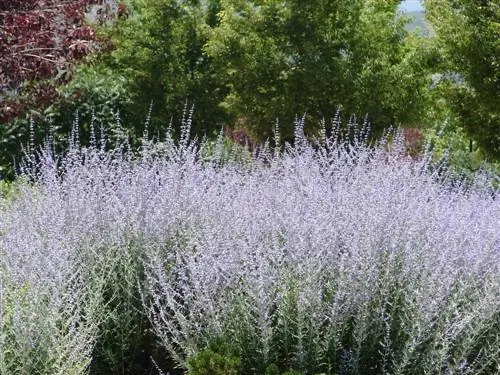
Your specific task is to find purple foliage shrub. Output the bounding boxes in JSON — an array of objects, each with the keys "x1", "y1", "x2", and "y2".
[{"x1": 0, "y1": 117, "x2": 498, "y2": 374}]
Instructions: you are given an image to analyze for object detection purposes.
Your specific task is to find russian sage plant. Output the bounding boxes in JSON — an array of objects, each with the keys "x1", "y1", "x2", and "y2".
[
  {"x1": 0, "y1": 117, "x2": 498, "y2": 374},
  {"x1": 0, "y1": 180, "x2": 102, "y2": 374}
]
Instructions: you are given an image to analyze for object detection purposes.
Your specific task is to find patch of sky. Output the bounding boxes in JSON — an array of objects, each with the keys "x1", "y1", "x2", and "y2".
[{"x1": 399, "y1": 0, "x2": 423, "y2": 13}]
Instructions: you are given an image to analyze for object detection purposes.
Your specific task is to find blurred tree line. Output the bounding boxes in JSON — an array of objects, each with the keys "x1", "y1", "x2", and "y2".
[{"x1": 1, "y1": 0, "x2": 498, "y2": 179}]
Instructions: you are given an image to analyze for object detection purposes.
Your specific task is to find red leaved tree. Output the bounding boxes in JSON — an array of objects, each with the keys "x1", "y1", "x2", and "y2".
[{"x1": 0, "y1": 0, "x2": 119, "y2": 123}]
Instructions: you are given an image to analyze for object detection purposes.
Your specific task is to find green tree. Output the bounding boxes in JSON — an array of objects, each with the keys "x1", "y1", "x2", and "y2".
[
  {"x1": 206, "y1": 0, "x2": 431, "y2": 141},
  {"x1": 95, "y1": 0, "x2": 228, "y2": 139},
  {"x1": 425, "y1": 0, "x2": 500, "y2": 159}
]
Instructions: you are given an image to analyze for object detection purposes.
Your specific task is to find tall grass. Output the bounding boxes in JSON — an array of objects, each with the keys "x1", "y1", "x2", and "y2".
[{"x1": 0, "y1": 117, "x2": 498, "y2": 374}]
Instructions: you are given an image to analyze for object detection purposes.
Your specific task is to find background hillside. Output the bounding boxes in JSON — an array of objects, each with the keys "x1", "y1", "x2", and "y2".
[{"x1": 405, "y1": 10, "x2": 430, "y2": 36}]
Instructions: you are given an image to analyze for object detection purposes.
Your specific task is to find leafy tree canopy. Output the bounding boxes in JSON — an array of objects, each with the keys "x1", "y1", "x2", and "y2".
[
  {"x1": 205, "y1": 0, "x2": 431, "y2": 140},
  {"x1": 425, "y1": 0, "x2": 500, "y2": 159},
  {"x1": 90, "y1": 0, "x2": 229, "y2": 139}
]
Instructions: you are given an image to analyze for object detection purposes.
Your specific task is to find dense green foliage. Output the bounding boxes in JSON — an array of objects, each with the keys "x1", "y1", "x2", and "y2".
[
  {"x1": 425, "y1": 0, "x2": 500, "y2": 159},
  {"x1": 187, "y1": 337, "x2": 241, "y2": 375},
  {"x1": 91, "y1": 0, "x2": 229, "y2": 137},
  {"x1": 1, "y1": 0, "x2": 498, "y2": 177},
  {"x1": 206, "y1": 0, "x2": 429, "y2": 139}
]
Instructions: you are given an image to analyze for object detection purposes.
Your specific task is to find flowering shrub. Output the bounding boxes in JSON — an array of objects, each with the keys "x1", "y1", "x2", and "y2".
[{"x1": 0, "y1": 118, "x2": 498, "y2": 374}]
